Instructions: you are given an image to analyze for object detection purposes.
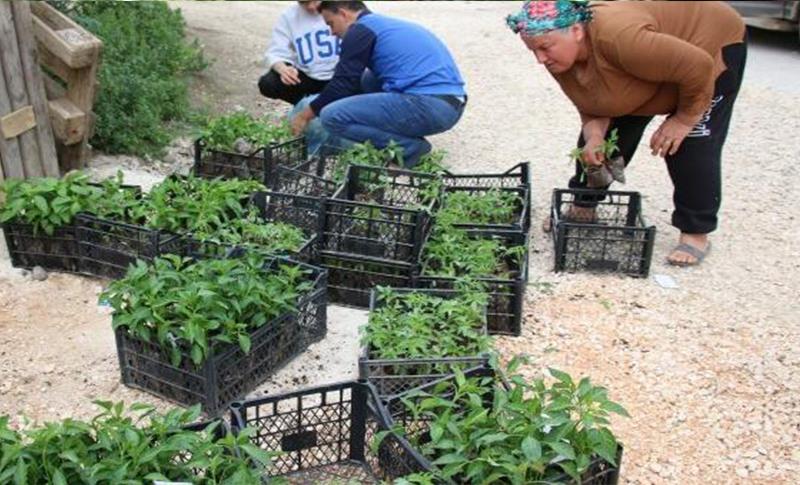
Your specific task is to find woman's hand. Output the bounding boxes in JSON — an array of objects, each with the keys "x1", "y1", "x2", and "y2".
[
  {"x1": 650, "y1": 117, "x2": 693, "y2": 157},
  {"x1": 275, "y1": 63, "x2": 301, "y2": 86},
  {"x1": 581, "y1": 134, "x2": 606, "y2": 166},
  {"x1": 579, "y1": 115, "x2": 611, "y2": 166}
]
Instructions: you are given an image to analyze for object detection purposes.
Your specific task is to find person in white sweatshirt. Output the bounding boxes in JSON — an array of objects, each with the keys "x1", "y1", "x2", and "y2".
[{"x1": 258, "y1": 1, "x2": 341, "y2": 105}]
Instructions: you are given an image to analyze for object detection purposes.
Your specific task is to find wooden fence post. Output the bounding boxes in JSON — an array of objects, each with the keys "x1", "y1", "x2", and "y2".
[{"x1": 30, "y1": 1, "x2": 102, "y2": 174}]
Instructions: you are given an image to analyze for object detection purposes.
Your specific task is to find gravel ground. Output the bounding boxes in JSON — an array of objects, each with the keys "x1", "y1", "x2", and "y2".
[{"x1": 1, "y1": 2, "x2": 798, "y2": 484}]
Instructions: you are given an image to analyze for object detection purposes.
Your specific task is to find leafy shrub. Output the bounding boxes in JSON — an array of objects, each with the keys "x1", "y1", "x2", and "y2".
[
  {"x1": 330, "y1": 141, "x2": 403, "y2": 184},
  {"x1": 204, "y1": 210, "x2": 307, "y2": 254},
  {"x1": 363, "y1": 287, "x2": 491, "y2": 360},
  {"x1": 395, "y1": 362, "x2": 628, "y2": 484},
  {"x1": 414, "y1": 149, "x2": 448, "y2": 175},
  {"x1": 0, "y1": 171, "x2": 304, "y2": 258},
  {"x1": 200, "y1": 112, "x2": 293, "y2": 152},
  {"x1": 102, "y1": 253, "x2": 314, "y2": 366},
  {"x1": 329, "y1": 143, "x2": 447, "y2": 183},
  {"x1": 421, "y1": 225, "x2": 525, "y2": 278},
  {"x1": 0, "y1": 401, "x2": 271, "y2": 484},
  {"x1": 437, "y1": 189, "x2": 518, "y2": 226},
  {"x1": 135, "y1": 175, "x2": 307, "y2": 255},
  {"x1": 132, "y1": 173, "x2": 264, "y2": 235},
  {"x1": 0, "y1": 172, "x2": 140, "y2": 234},
  {"x1": 66, "y1": 1, "x2": 206, "y2": 156}
]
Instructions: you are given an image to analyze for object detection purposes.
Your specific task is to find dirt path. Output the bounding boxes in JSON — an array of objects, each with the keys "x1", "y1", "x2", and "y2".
[{"x1": 1, "y1": 2, "x2": 798, "y2": 484}]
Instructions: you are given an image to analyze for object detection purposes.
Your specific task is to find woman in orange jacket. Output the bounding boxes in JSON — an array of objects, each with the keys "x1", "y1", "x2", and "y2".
[{"x1": 509, "y1": 0, "x2": 747, "y2": 266}]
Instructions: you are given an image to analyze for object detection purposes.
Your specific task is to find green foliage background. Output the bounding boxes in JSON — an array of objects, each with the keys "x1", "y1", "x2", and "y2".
[{"x1": 56, "y1": 1, "x2": 206, "y2": 156}]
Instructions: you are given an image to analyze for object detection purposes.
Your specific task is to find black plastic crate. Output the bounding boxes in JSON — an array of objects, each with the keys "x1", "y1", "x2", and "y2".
[
  {"x1": 157, "y1": 237, "x2": 238, "y2": 260},
  {"x1": 193, "y1": 136, "x2": 307, "y2": 186},
  {"x1": 75, "y1": 214, "x2": 180, "y2": 279},
  {"x1": 551, "y1": 189, "x2": 656, "y2": 277},
  {"x1": 320, "y1": 164, "x2": 439, "y2": 263},
  {"x1": 229, "y1": 381, "x2": 428, "y2": 483},
  {"x1": 244, "y1": 191, "x2": 325, "y2": 262},
  {"x1": 439, "y1": 185, "x2": 530, "y2": 234},
  {"x1": 441, "y1": 161, "x2": 531, "y2": 189},
  {"x1": 1, "y1": 222, "x2": 81, "y2": 273},
  {"x1": 301, "y1": 143, "x2": 399, "y2": 183},
  {"x1": 382, "y1": 364, "x2": 498, "y2": 434},
  {"x1": 2, "y1": 183, "x2": 142, "y2": 275},
  {"x1": 114, "y1": 255, "x2": 327, "y2": 415},
  {"x1": 336, "y1": 164, "x2": 441, "y2": 209},
  {"x1": 292, "y1": 153, "x2": 339, "y2": 182},
  {"x1": 359, "y1": 288, "x2": 490, "y2": 400},
  {"x1": 271, "y1": 159, "x2": 340, "y2": 198},
  {"x1": 415, "y1": 231, "x2": 529, "y2": 336},
  {"x1": 383, "y1": 365, "x2": 623, "y2": 485},
  {"x1": 319, "y1": 252, "x2": 417, "y2": 308},
  {"x1": 193, "y1": 138, "x2": 268, "y2": 182},
  {"x1": 321, "y1": 198, "x2": 431, "y2": 263},
  {"x1": 277, "y1": 151, "x2": 398, "y2": 196}
]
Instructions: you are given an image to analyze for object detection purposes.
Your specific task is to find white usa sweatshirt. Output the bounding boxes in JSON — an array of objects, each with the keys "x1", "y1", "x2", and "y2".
[{"x1": 264, "y1": 4, "x2": 341, "y2": 81}]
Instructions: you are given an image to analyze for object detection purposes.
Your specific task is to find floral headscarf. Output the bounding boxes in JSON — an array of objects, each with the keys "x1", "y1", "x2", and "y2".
[{"x1": 506, "y1": 0, "x2": 592, "y2": 36}]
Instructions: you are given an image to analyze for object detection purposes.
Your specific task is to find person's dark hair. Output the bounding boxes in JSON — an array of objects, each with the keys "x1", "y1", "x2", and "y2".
[{"x1": 317, "y1": 1, "x2": 367, "y2": 14}]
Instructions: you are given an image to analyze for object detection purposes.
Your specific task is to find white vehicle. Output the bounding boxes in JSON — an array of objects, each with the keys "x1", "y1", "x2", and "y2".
[{"x1": 728, "y1": 1, "x2": 800, "y2": 43}]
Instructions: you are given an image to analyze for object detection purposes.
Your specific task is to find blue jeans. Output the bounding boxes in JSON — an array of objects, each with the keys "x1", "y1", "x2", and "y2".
[
  {"x1": 319, "y1": 72, "x2": 465, "y2": 167},
  {"x1": 289, "y1": 95, "x2": 341, "y2": 157}
]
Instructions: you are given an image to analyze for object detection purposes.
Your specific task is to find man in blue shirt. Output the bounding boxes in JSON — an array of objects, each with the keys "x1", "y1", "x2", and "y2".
[{"x1": 290, "y1": 1, "x2": 467, "y2": 167}]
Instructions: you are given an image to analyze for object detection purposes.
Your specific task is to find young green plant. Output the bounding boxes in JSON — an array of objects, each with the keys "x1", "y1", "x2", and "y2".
[
  {"x1": 0, "y1": 401, "x2": 273, "y2": 484},
  {"x1": 132, "y1": 173, "x2": 264, "y2": 235},
  {"x1": 200, "y1": 111, "x2": 293, "y2": 152},
  {"x1": 101, "y1": 253, "x2": 313, "y2": 366},
  {"x1": 421, "y1": 224, "x2": 525, "y2": 278},
  {"x1": 330, "y1": 140, "x2": 404, "y2": 184},
  {"x1": 363, "y1": 287, "x2": 491, "y2": 362},
  {"x1": 394, "y1": 360, "x2": 629, "y2": 484},
  {"x1": 571, "y1": 128, "x2": 620, "y2": 184},
  {"x1": 437, "y1": 188, "x2": 518, "y2": 227},
  {"x1": 0, "y1": 171, "x2": 140, "y2": 235},
  {"x1": 200, "y1": 207, "x2": 307, "y2": 255}
]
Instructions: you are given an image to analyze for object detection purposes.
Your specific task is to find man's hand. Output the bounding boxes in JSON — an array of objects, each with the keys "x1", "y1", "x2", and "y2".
[
  {"x1": 275, "y1": 63, "x2": 301, "y2": 86},
  {"x1": 650, "y1": 117, "x2": 693, "y2": 158},
  {"x1": 291, "y1": 106, "x2": 315, "y2": 136}
]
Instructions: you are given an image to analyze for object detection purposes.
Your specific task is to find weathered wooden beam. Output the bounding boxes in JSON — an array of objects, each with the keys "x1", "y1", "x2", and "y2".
[
  {"x1": 48, "y1": 97, "x2": 85, "y2": 146},
  {"x1": 1, "y1": 106, "x2": 36, "y2": 139},
  {"x1": 60, "y1": 60, "x2": 100, "y2": 171},
  {"x1": 0, "y1": 59, "x2": 24, "y2": 180},
  {"x1": 12, "y1": 2, "x2": 59, "y2": 177},
  {"x1": 0, "y1": 1, "x2": 42, "y2": 178},
  {"x1": 30, "y1": 3, "x2": 101, "y2": 69},
  {"x1": 37, "y1": 42, "x2": 72, "y2": 83},
  {"x1": 28, "y1": 2, "x2": 74, "y2": 30}
]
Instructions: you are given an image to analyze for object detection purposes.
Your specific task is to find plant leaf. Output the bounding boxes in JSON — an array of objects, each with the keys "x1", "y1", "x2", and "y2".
[{"x1": 521, "y1": 436, "x2": 542, "y2": 461}]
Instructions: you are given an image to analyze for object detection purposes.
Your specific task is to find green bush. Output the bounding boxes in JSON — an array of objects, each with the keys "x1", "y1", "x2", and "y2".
[{"x1": 67, "y1": 1, "x2": 206, "y2": 156}]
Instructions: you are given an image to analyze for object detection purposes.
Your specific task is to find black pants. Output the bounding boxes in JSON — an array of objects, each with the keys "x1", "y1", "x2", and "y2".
[
  {"x1": 257, "y1": 69, "x2": 328, "y2": 105},
  {"x1": 570, "y1": 39, "x2": 748, "y2": 234}
]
